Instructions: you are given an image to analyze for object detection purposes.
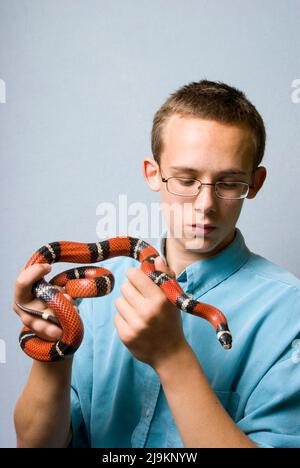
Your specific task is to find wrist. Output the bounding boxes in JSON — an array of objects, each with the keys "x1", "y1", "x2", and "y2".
[
  {"x1": 31, "y1": 356, "x2": 73, "y2": 387},
  {"x1": 153, "y1": 340, "x2": 197, "y2": 381}
]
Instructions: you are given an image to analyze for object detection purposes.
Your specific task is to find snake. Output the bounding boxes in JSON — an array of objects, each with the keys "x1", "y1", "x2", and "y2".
[{"x1": 16, "y1": 237, "x2": 232, "y2": 362}]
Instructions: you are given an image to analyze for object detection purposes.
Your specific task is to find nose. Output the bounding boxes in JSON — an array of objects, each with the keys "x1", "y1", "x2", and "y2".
[{"x1": 193, "y1": 184, "x2": 217, "y2": 214}]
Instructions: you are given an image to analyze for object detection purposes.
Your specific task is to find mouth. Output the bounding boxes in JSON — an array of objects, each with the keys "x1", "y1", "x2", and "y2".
[{"x1": 190, "y1": 224, "x2": 217, "y2": 235}]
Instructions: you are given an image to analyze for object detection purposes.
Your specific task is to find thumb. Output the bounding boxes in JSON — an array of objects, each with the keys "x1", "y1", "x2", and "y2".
[{"x1": 154, "y1": 256, "x2": 176, "y2": 278}]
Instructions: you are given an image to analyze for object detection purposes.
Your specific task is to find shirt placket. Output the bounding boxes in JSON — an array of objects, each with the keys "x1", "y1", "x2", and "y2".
[{"x1": 130, "y1": 368, "x2": 161, "y2": 448}]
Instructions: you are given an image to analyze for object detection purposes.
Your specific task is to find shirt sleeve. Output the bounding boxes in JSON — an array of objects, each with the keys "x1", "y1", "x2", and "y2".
[
  {"x1": 69, "y1": 298, "x2": 94, "y2": 448},
  {"x1": 237, "y1": 337, "x2": 300, "y2": 448}
]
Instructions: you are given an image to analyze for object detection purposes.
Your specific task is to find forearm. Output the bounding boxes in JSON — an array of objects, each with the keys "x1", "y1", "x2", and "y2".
[
  {"x1": 155, "y1": 343, "x2": 256, "y2": 448},
  {"x1": 14, "y1": 358, "x2": 73, "y2": 448}
]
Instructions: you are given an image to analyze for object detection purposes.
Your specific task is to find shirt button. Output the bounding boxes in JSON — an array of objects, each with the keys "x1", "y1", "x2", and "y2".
[{"x1": 145, "y1": 408, "x2": 150, "y2": 418}]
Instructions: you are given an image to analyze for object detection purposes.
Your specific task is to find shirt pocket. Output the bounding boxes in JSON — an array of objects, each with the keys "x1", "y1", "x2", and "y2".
[{"x1": 166, "y1": 390, "x2": 240, "y2": 448}]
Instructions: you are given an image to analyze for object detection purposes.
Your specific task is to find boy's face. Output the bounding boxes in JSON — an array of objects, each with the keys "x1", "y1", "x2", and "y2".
[{"x1": 145, "y1": 114, "x2": 266, "y2": 256}]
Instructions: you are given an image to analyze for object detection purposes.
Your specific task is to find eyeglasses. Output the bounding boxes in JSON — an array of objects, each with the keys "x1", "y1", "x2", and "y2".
[{"x1": 160, "y1": 171, "x2": 252, "y2": 200}]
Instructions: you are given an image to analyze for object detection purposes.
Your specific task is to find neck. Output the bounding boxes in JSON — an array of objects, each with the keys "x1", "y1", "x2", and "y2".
[{"x1": 164, "y1": 229, "x2": 236, "y2": 277}]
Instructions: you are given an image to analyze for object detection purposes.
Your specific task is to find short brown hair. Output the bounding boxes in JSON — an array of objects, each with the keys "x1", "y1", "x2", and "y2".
[{"x1": 151, "y1": 80, "x2": 266, "y2": 170}]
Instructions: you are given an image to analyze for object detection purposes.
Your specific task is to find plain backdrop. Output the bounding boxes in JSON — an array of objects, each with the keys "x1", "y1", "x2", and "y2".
[{"x1": 0, "y1": 0, "x2": 299, "y2": 447}]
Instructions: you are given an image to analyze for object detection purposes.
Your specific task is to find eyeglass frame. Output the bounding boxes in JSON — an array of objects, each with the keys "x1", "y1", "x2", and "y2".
[{"x1": 159, "y1": 169, "x2": 255, "y2": 200}]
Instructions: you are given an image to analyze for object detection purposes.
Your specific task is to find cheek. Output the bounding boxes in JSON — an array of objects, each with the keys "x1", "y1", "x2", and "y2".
[
  {"x1": 221, "y1": 200, "x2": 244, "y2": 223},
  {"x1": 160, "y1": 195, "x2": 188, "y2": 232}
]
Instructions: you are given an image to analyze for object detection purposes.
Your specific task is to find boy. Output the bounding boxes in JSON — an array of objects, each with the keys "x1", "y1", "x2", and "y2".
[{"x1": 14, "y1": 80, "x2": 300, "y2": 448}]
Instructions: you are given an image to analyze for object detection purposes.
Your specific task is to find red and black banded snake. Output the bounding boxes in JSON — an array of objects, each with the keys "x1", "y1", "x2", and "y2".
[{"x1": 16, "y1": 237, "x2": 232, "y2": 361}]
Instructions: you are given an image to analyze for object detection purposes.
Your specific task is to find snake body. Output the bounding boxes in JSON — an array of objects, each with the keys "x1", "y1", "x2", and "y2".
[{"x1": 17, "y1": 237, "x2": 232, "y2": 361}]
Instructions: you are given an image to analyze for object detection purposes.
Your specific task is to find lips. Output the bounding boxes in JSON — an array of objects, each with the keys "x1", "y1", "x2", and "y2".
[
  {"x1": 191, "y1": 223, "x2": 217, "y2": 228},
  {"x1": 189, "y1": 224, "x2": 217, "y2": 235}
]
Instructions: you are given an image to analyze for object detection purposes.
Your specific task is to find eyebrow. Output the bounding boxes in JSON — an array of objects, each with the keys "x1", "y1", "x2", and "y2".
[{"x1": 169, "y1": 166, "x2": 247, "y2": 176}]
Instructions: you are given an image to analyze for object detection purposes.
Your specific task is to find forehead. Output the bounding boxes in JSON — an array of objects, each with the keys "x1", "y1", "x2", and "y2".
[{"x1": 161, "y1": 114, "x2": 255, "y2": 172}]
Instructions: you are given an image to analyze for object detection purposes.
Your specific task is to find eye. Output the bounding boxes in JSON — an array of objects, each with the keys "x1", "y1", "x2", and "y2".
[
  {"x1": 218, "y1": 182, "x2": 240, "y2": 189},
  {"x1": 177, "y1": 178, "x2": 196, "y2": 186}
]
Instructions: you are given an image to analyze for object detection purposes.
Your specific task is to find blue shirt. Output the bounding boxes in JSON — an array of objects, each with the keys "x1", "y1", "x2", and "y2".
[{"x1": 70, "y1": 229, "x2": 300, "y2": 448}]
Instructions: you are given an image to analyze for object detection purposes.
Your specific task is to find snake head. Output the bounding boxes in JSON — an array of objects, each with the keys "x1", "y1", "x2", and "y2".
[{"x1": 217, "y1": 331, "x2": 232, "y2": 350}]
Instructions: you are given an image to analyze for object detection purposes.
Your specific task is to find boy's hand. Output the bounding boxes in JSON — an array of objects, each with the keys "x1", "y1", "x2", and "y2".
[
  {"x1": 114, "y1": 256, "x2": 187, "y2": 369},
  {"x1": 13, "y1": 264, "x2": 78, "y2": 342}
]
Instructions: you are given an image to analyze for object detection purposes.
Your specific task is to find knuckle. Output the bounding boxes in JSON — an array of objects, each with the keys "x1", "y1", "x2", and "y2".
[
  {"x1": 15, "y1": 276, "x2": 26, "y2": 289},
  {"x1": 145, "y1": 301, "x2": 155, "y2": 317},
  {"x1": 122, "y1": 330, "x2": 134, "y2": 344},
  {"x1": 148, "y1": 295, "x2": 165, "y2": 311},
  {"x1": 47, "y1": 325, "x2": 62, "y2": 340},
  {"x1": 157, "y1": 294, "x2": 168, "y2": 308},
  {"x1": 32, "y1": 320, "x2": 46, "y2": 335},
  {"x1": 137, "y1": 319, "x2": 149, "y2": 332},
  {"x1": 21, "y1": 314, "x2": 33, "y2": 328},
  {"x1": 126, "y1": 267, "x2": 137, "y2": 278},
  {"x1": 144, "y1": 313, "x2": 156, "y2": 326}
]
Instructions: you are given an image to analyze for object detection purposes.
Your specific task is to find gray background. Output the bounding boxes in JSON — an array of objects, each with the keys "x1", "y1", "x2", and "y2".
[{"x1": 0, "y1": 0, "x2": 299, "y2": 448}]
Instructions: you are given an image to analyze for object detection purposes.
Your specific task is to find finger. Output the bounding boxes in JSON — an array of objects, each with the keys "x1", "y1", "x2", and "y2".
[
  {"x1": 22, "y1": 314, "x2": 62, "y2": 341},
  {"x1": 32, "y1": 319, "x2": 62, "y2": 341},
  {"x1": 154, "y1": 256, "x2": 176, "y2": 278},
  {"x1": 125, "y1": 267, "x2": 167, "y2": 297},
  {"x1": 14, "y1": 263, "x2": 52, "y2": 304},
  {"x1": 114, "y1": 296, "x2": 135, "y2": 324},
  {"x1": 114, "y1": 313, "x2": 133, "y2": 343},
  {"x1": 114, "y1": 296, "x2": 145, "y2": 332},
  {"x1": 63, "y1": 293, "x2": 76, "y2": 306},
  {"x1": 120, "y1": 281, "x2": 144, "y2": 310}
]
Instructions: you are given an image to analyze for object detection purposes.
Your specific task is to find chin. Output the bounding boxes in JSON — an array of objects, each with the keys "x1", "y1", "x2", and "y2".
[{"x1": 182, "y1": 236, "x2": 218, "y2": 253}]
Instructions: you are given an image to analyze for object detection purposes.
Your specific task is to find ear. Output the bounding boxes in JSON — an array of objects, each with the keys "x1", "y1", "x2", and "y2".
[
  {"x1": 142, "y1": 158, "x2": 161, "y2": 192},
  {"x1": 247, "y1": 166, "x2": 267, "y2": 199}
]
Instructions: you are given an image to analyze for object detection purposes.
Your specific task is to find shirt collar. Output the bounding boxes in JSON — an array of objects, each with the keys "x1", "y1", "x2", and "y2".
[{"x1": 153, "y1": 228, "x2": 251, "y2": 297}]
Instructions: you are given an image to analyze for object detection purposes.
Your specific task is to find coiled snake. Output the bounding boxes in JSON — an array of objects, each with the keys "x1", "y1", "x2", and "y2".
[{"x1": 16, "y1": 237, "x2": 232, "y2": 361}]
